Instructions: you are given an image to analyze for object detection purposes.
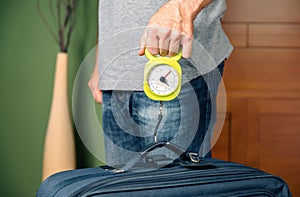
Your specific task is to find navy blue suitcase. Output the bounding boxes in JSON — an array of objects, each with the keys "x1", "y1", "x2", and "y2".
[
  {"x1": 37, "y1": 159, "x2": 292, "y2": 197},
  {"x1": 37, "y1": 145, "x2": 292, "y2": 197}
]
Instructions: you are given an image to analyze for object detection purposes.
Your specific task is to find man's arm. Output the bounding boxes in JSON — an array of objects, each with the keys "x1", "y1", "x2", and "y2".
[{"x1": 139, "y1": 0, "x2": 212, "y2": 58}]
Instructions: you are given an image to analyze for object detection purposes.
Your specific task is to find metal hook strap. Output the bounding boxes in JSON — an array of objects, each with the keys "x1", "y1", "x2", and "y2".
[{"x1": 154, "y1": 101, "x2": 164, "y2": 142}]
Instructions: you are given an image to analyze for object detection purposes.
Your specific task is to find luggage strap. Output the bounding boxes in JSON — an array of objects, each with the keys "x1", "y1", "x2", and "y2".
[
  {"x1": 116, "y1": 141, "x2": 208, "y2": 172},
  {"x1": 116, "y1": 141, "x2": 184, "y2": 172}
]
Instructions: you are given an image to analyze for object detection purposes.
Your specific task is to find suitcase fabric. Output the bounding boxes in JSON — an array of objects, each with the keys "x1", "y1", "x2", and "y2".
[{"x1": 36, "y1": 158, "x2": 292, "y2": 197}]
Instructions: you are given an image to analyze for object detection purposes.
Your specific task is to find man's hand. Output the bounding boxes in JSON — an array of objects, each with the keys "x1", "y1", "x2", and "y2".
[
  {"x1": 88, "y1": 65, "x2": 102, "y2": 104},
  {"x1": 139, "y1": 0, "x2": 212, "y2": 58}
]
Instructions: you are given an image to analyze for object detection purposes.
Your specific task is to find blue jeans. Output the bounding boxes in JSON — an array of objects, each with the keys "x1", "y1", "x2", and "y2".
[{"x1": 102, "y1": 62, "x2": 224, "y2": 165}]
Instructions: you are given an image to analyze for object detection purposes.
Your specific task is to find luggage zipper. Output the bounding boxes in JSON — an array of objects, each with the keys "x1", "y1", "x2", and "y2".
[
  {"x1": 86, "y1": 175, "x2": 276, "y2": 196},
  {"x1": 77, "y1": 167, "x2": 273, "y2": 196}
]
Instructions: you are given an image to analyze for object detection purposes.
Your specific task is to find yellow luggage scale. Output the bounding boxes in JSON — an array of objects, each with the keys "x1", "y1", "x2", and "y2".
[{"x1": 143, "y1": 49, "x2": 182, "y2": 101}]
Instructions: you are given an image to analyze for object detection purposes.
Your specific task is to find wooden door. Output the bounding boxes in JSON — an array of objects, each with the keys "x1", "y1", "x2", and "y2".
[{"x1": 212, "y1": 0, "x2": 300, "y2": 196}]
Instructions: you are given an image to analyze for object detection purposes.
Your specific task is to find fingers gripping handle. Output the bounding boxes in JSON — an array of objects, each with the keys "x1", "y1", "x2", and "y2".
[{"x1": 145, "y1": 48, "x2": 182, "y2": 61}]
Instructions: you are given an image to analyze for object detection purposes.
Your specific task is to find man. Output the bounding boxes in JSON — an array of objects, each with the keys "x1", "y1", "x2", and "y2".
[{"x1": 89, "y1": 0, "x2": 233, "y2": 166}]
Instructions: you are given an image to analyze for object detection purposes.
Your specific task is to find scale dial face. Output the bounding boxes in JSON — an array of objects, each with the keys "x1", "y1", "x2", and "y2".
[{"x1": 147, "y1": 64, "x2": 179, "y2": 96}]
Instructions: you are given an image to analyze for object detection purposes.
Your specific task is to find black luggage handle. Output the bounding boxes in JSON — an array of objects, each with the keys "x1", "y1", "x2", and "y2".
[
  {"x1": 114, "y1": 141, "x2": 209, "y2": 172},
  {"x1": 117, "y1": 141, "x2": 184, "y2": 172},
  {"x1": 140, "y1": 141, "x2": 185, "y2": 156}
]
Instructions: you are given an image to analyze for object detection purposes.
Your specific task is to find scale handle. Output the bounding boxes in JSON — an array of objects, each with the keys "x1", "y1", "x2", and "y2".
[{"x1": 145, "y1": 48, "x2": 182, "y2": 61}]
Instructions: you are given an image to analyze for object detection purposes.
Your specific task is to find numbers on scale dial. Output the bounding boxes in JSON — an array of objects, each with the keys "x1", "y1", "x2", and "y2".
[{"x1": 147, "y1": 64, "x2": 179, "y2": 96}]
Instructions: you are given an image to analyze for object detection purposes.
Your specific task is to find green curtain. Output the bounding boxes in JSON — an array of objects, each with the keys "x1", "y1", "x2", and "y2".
[{"x1": 0, "y1": 0, "x2": 99, "y2": 196}]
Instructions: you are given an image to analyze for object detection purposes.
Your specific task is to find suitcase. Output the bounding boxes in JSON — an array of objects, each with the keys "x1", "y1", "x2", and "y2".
[{"x1": 37, "y1": 142, "x2": 292, "y2": 197}]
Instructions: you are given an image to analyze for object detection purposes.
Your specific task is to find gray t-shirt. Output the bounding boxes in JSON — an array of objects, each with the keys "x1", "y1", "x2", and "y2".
[{"x1": 97, "y1": 0, "x2": 233, "y2": 91}]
